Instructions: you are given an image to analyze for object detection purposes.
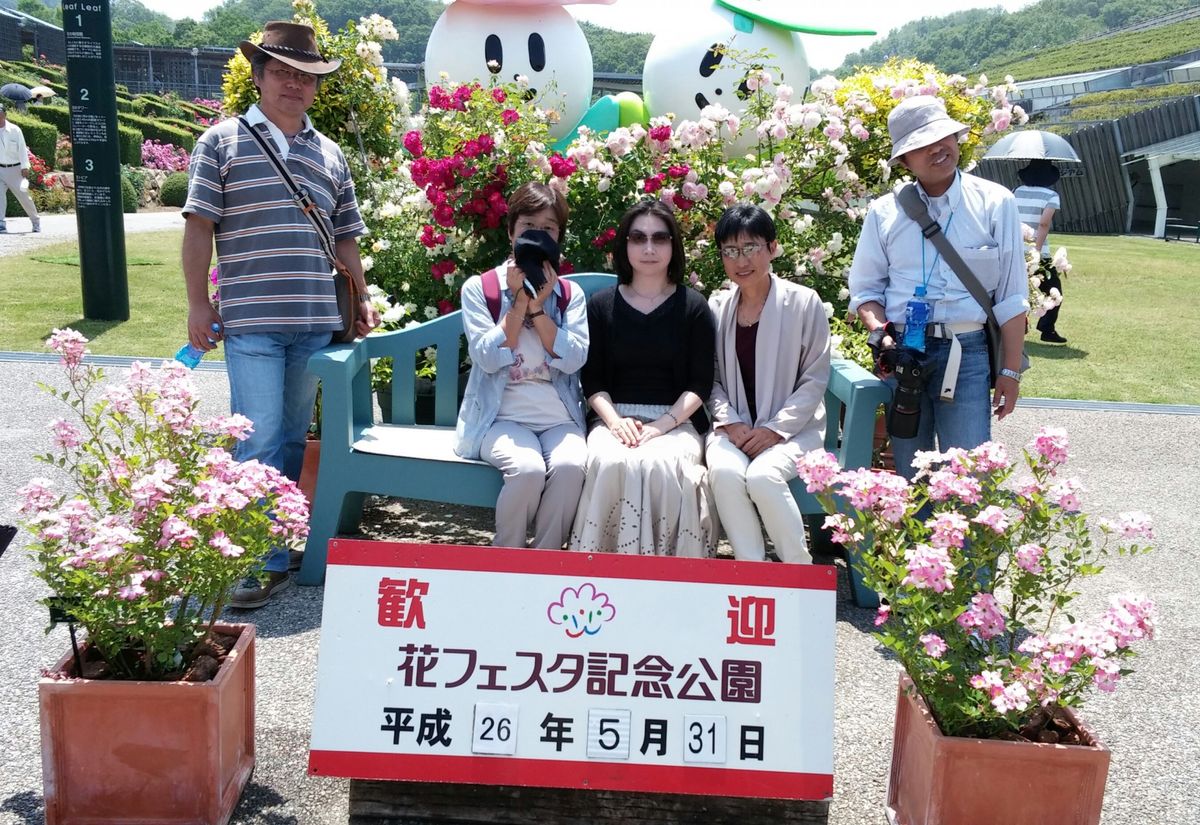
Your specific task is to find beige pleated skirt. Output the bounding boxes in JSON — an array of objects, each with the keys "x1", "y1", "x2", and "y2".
[{"x1": 568, "y1": 416, "x2": 718, "y2": 557}]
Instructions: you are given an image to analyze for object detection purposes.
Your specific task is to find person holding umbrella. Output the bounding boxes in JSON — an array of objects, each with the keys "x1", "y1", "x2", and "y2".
[
  {"x1": 1014, "y1": 159, "x2": 1066, "y2": 343},
  {"x1": 0, "y1": 82, "x2": 33, "y2": 112},
  {"x1": 0, "y1": 102, "x2": 42, "y2": 233}
]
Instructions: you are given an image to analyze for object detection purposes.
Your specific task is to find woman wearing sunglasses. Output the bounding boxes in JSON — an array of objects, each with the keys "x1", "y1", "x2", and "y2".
[
  {"x1": 706, "y1": 204, "x2": 831, "y2": 565},
  {"x1": 570, "y1": 199, "x2": 718, "y2": 556}
]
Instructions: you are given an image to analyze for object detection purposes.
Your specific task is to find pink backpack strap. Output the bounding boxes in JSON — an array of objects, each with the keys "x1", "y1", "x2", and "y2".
[
  {"x1": 481, "y1": 268, "x2": 502, "y2": 322},
  {"x1": 557, "y1": 277, "x2": 571, "y2": 316}
]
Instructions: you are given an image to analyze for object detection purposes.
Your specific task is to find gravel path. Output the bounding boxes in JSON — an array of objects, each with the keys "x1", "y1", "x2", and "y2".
[
  {"x1": 0, "y1": 359, "x2": 1196, "y2": 824},
  {"x1": 0, "y1": 210, "x2": 185, "y2": 258}
]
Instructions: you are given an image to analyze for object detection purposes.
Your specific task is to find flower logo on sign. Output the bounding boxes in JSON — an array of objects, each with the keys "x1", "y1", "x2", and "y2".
[{"x1": 548, "y1": 582, "x2": 615, "y2": 638}]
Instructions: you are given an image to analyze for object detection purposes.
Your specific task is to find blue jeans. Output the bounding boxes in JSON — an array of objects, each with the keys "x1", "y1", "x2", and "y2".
[
  {"x1": 887, "y1": 330, "x2": 991, "y2": 480},
  {"x1": 225, "y1": 330, "x2": 332, "y2": 571}
]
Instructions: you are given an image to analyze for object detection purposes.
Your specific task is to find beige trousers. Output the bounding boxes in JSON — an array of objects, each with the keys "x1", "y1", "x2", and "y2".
[{"x1": 0, "y1": 166, "x2": 39, "y2": 228}]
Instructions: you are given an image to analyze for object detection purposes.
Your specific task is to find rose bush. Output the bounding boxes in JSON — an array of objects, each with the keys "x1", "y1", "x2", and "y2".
[
  {"x1": 797, "y1": 428, "x2": 1156, "y2": 739},
  {"x1": 18, "y1": 330, "x2": 310, "y2": 680}
]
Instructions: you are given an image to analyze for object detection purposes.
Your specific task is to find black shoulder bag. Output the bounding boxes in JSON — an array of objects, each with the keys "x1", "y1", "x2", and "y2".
[
  {"x1": 237, "y1": 117, "x2": 360, "y2": 344},
  {"x1": 896, "y1": 183, "x2": 1030, "y2": 386}
]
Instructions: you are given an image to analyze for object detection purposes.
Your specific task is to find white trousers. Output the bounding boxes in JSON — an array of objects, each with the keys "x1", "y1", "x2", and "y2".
[
  {"x1": 482, "y1": 419, "x2": 587, "y2": 550},
  {"x1": 706, "y1": 433, "x2": 811, "y2": 564},
  {"x1": 0, "y1": 166, "x2": 39, "y2": 227}
]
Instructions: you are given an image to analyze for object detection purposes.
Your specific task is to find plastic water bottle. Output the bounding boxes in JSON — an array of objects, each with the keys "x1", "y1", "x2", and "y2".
[
  {"x1": 902, "y1": 287, "x2": 931, "y2": 352},
  {"x1": 174, "y1": 323, "x2": 222, "y2": 369}
]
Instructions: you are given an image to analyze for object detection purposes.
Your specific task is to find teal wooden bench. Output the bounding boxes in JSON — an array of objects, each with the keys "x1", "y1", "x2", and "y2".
[{"x1": 300, "y1": 272, "x2": 888, "y2": 606}]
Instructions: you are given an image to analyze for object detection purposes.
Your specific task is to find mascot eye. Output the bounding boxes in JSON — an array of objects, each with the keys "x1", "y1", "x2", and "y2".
[
  {"x1": 485, "y1": 34, "x2": 503, "y2": 73},
  {"x1": 528, "y1": 32, "x2": 546, "y2": 72},
  {"x1": 700, "y1": 44, "x2": 724, "y2": 78}
]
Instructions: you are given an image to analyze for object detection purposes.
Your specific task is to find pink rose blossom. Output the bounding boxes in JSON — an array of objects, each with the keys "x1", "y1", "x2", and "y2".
[
  {"x1": 796, "y1": 450, "x2": 840, "y2": 493},
  {"x1": 927, "y1": 512, "x2": 969, "y2": 549},
  {"x1": 874, "y1": 604, "x2": 890, "y2": 626},
  {"x1": 971, "y1": 505, "x2": 1011, "y2": 534},
  {"x1": 920, "y1": 633, "x2": 947, "y2": 658},
  {"x1": 1101, "y1": 511, "x2": 1154, "y2": 541},
  {"x1": 1048, "y1": 477, "x2": 1084, "y2": 512},
  {"x1": 1015, "y1": 543, "x2": 1045, "y2": 574},
  {"x1": 50, "y1": 419, "x2": 83, "y2": 449},
  {"x1": 1029, "y1": 426, "x2": 1069, "y2": 466},
  {"x1": 956, "y1": 593, "x2": 1006, "y2": 639},
  {"x1": 902, "y1": 544, "x2": 956, "y2": 592}
]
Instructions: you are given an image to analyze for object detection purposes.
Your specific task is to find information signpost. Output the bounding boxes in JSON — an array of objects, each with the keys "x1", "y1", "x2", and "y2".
[
  {"x1": 62, "y1": 0, "x2": 129, "y2": 321},
  {"x1": 310, "y1": 541, "x2": 836, "y2": 807}
]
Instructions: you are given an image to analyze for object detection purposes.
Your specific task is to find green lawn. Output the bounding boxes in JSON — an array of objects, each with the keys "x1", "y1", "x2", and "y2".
[
  {"x1": 2, "y1": 230, "x2": 1198, "y2": 405},
  {"x1": 1020, "y1": 234, "x2": 1200, "y2": 405}
]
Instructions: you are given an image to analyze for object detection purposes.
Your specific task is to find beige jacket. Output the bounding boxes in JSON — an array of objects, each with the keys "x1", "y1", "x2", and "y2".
[{"x1": 708, "y1": 276, "x2": 831, "y2": 450}]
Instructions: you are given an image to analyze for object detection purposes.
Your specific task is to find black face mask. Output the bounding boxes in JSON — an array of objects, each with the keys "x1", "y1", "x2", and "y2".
[{"x1": 513, "y1": 229, "x2": 560, "y2": 298}]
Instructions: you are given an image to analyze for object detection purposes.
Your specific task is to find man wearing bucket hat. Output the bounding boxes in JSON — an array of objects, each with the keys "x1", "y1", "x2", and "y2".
[
  {"x1": 848, "y1": 95, "x2": 1029, "y2": 479},
  {"x1": 181, "y1": 21, "x2": 379, "y2": 607},
  {"x1": 0, "y1": 102, "x2": 42, "y2": 233}
]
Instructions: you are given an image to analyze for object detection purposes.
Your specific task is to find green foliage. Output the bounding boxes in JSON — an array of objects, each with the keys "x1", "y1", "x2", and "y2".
[
  {"x1": 1057, "y1": 82, "x2": 1200, "y2": 122},
  {"x1": 118, "y1": 124, "x2": 144, "y2": 166},
  {"x1": 31, "y1": 186, "x2": 75, "y2": 213},
  {"x1": 120, "y1": 174, "x2": 139, "y2": 213},
  {"x1": 24, "y1": 104, "x2": 71, "y2": 136},
  {"x1": 837, "y1": 0, "x2": 1197, "y2": 77},
  {"x1": 5, "y1": 112, "x2": 57, "y2": 167},
  {"x1": 119, "y1": 113, "x2": 196, "y2": 151},
  {"x1": 579, "y1": 22, "x2": 652, "y2": 74},
  {"x1": 16, "y1": 0, "x2": 62, "y2": 25},
  {"x1": 983, "y1": 16, "x2": 1200, "y2": 81},
  {"x1": 160, "y1": 171, "x2": 191, "y2": 207}
]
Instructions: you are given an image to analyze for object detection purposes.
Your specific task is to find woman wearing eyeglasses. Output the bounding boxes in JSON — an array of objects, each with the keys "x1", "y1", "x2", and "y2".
[
  {"x1": 569, "y1": 199, "x2": 718, "y2": 556},
  {"x1": 706, "y1": 204, "x2": 831, "y2": 564}
]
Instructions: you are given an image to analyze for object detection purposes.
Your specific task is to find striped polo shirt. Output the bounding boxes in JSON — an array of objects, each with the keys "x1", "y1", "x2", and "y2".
[
  {"x1": 183, "y1": 105, "x2": 366, "y2": 334},
  {"x1": 1013, "y1": 185, "x2": 1060, "y2": 257}
]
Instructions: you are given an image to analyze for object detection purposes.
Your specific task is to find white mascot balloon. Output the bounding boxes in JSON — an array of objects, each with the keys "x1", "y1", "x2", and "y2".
[
  {"x1": 425, "y1": 0, "x2": 616, "y2": 142},
  {"x1": 643, "y1": 0, "x2": 872, "y2": 155}
]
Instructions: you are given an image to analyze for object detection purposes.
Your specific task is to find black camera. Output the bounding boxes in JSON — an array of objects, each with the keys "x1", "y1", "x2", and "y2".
[
  {"x1": 513, "y1": 229, "x2": 561, "y2": 299},
  {"x1": 882, "y1": 347, "x2": 926, "y2": 440}
]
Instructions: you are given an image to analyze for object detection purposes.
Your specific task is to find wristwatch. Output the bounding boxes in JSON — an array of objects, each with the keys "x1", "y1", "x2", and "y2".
[{"x1": 998, "y1": 368, "x2": 1022, "y2": 382}]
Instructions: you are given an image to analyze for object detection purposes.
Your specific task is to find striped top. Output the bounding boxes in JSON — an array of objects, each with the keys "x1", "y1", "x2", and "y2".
[
  {"x1": 183, "y1": 105, "x2": 366, "y2": 334},
  {"x1": 1013, "y1": 185, "x2": 1060, "y2": 257}
]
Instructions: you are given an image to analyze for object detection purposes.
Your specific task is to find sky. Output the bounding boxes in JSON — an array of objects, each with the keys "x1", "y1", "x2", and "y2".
[{"x1": 135, "y1": 0, "x2": 1034, "y2": 72}]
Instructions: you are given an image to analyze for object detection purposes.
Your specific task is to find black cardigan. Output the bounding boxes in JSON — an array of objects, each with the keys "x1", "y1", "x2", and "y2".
[{"x1": 580, "y1": 284, "x2": 716, "y2": 434}]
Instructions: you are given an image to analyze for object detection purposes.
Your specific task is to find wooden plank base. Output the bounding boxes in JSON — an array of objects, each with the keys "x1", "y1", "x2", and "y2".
[{"x1": 349, "y1": 780, "x2": 830, "y2": 824}]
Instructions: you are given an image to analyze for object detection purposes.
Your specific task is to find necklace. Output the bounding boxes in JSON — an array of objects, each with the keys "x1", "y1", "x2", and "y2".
[
  {"x1": 736, "y1": 293, "x2": 768, "y2": 327},
  {"x1": 625, "y1": 283, "x2": 673, "y2": 304}
]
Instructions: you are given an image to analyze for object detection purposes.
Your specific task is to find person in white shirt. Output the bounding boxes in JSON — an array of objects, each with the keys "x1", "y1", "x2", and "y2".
[
  {"x1": 0, "y1": 103, "x2": 41, "y2": 233},
  {"x1": 1014, "y1": 160, "x2": 1065, "y2": 343},
  {"x1": 848, "y1": 95, "x2": 1029, "y2": 479}
]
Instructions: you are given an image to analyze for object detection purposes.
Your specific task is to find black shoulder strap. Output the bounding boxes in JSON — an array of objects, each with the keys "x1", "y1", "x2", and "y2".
[
  {"x1": 895, "y1": 183, "x2": 1000, "y2": 334},
  {"x1": 236, "y1": 116, "x2": 339, "y2": 269}
]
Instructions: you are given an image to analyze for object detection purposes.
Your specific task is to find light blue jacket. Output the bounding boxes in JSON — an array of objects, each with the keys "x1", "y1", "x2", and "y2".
[{"x1": 453, "y1": 265, "x2": 589, "y2": 459}]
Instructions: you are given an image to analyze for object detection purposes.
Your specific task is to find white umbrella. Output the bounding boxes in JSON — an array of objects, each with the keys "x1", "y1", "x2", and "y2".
[
  {"x1": 984, "y1": 130, "x2": 1082, "y2": 163},
  {"x1": 29, "y1": 85, "x2": 56, "y2": 100}
]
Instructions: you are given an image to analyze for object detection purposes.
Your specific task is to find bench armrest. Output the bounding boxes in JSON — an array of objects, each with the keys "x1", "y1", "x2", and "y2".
[
  {"x1": 827, "y1": 358, "x2": 890, "y2": 469},
  {"x1": 308, "y1": 341, "x2": 373, "y2": 448}
]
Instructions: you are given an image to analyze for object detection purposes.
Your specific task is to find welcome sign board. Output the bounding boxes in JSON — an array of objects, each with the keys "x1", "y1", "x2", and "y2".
[{"x1": 309, "y1": 541, "x2": 835, "y2": 800}]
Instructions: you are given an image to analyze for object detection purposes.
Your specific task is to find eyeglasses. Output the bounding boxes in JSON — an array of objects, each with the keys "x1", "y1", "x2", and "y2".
[
  {"x1": 266, "y1": 66, "x2": 318, "y2": 87},
  {"x1": 628, "y1": 230, "x2": 672, "y2": 246},
  {"x1": 719, "y1": 243, "x2": 765, "y2": 260}
]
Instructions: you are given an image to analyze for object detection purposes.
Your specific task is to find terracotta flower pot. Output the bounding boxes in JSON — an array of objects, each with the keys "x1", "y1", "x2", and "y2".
[
  {"x1": 887, "y1": 672, "x2": 1110, "y2": 825},
  {"x1": 298, "y1": 437, "x2": 321, "y2": 505},
  {"x1": 39, "y1": 623, "x2": 256, "y2": 825}
]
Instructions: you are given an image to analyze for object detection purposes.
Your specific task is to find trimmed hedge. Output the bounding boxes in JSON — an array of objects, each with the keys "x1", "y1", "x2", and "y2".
[
  {"x1": 121, "y1": 175, "x2": 138, "y2": 213},
  {"x1": 120, "y1": 113, "x2": 195, "y2": 151},
  {"x1": 5, "y1": 113, "x2": 57, "y2": 168},
  {"x1": 163, "y1": 116, "x2": 205, "y2": 136},
  {"x1": 160, "y1": 172, "x2": 190, "y2": 208},
  {"x1": 117, "y1": 124, "x2": 143, "y2": 167},
  {"x1": 25, "y1": 104, "x2": 71, "y2": 135}
]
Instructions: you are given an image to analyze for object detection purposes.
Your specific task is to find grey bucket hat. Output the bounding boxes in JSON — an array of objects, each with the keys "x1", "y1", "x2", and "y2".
[{"x1": 887, "y1": 95, "x2": 968, "y2": 165}]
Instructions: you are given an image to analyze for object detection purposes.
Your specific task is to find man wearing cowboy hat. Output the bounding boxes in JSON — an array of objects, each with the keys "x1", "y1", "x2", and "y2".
[
  {"x1": 847, "y1": 95, "x2": 1029, "y2": 479},
  {"x1": 0, "y1": 102, "x2": 42, "y2": 233},
  {"x1": 181, "y1": 21, "x2": 380, "y2": 607}
]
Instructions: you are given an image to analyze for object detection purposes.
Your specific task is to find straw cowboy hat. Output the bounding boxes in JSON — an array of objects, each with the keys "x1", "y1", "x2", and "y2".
[
  {"x1": 239, "y1": 22, "x2": 341, "y2": 76},
  {"x1": 887, "y1": 95, "x2": 968, "y2": 165}
]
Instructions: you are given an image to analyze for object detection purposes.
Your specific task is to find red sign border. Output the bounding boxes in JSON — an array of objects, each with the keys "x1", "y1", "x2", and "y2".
[
  {"x1": 310, "y1": 540, "x2": 835, "y2": 801},
  {"x1": 326, "y1": 539, "x2": 838, "y2": 590}
]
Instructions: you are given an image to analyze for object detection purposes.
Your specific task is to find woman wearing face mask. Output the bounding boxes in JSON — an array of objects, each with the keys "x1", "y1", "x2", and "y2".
[
  {"x1": 569, "y1": 199, "x2": 718, "y2": 556},
  {"x1": 454, "y1": 182, "x2": 589, "y2": 549}
]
